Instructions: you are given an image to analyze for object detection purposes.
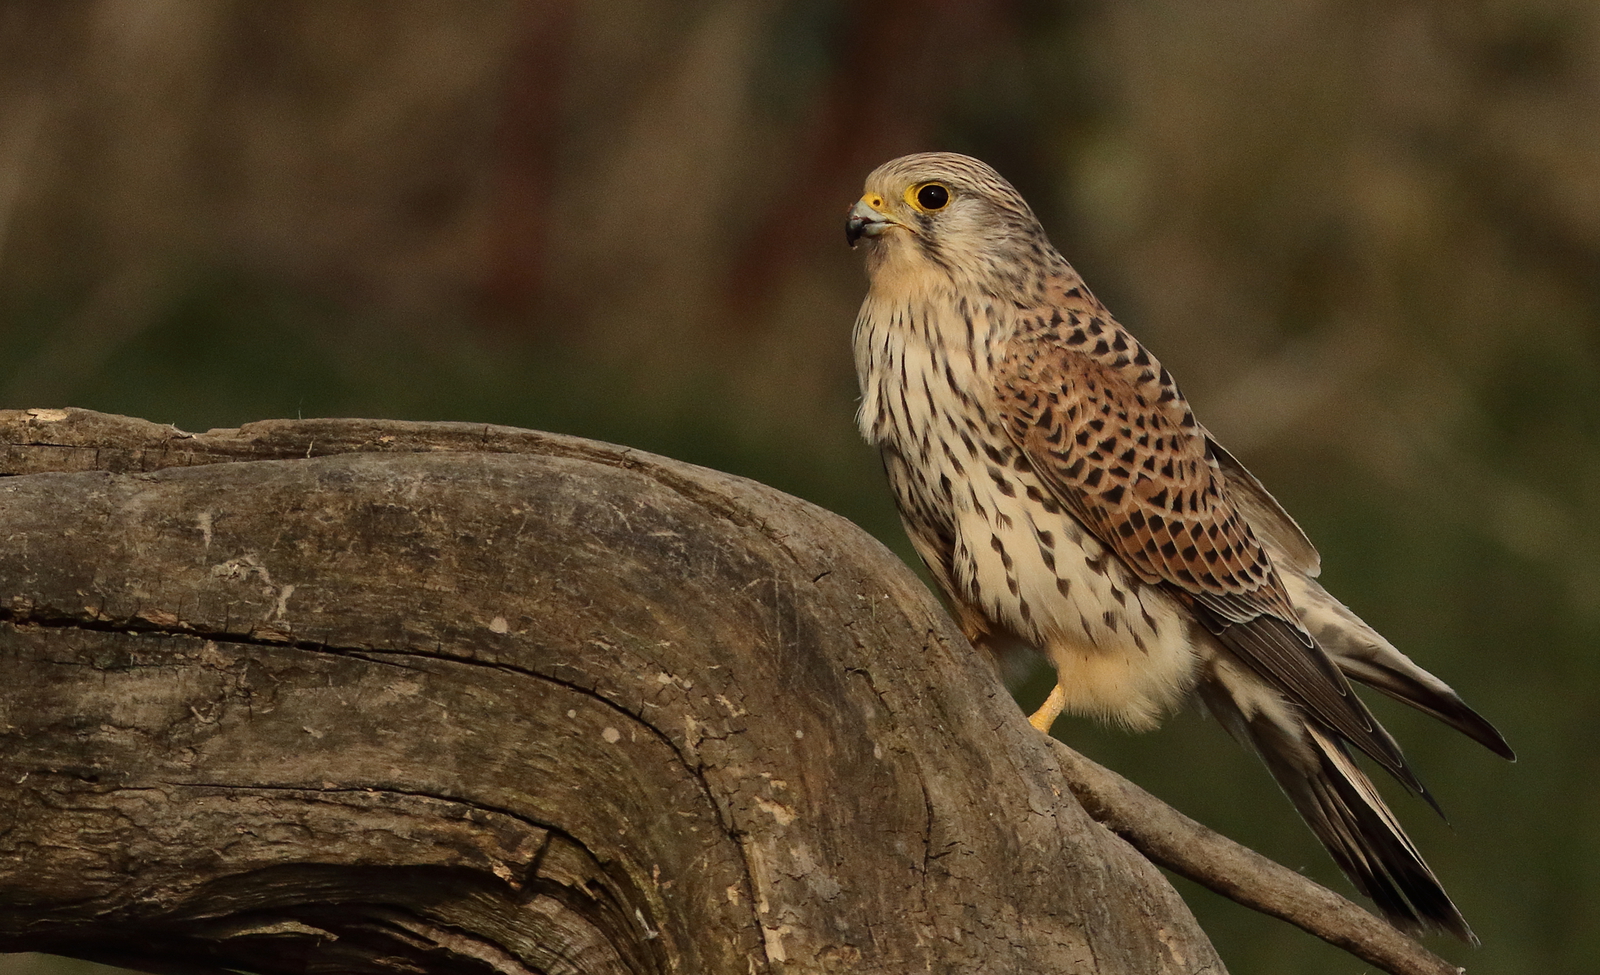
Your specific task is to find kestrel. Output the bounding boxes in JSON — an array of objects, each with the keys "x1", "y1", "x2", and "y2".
[{"x1": 846, "y1": 151, "x2": 1512, "y2": 940}]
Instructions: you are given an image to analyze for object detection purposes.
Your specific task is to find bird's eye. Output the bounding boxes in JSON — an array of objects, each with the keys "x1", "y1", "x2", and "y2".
[{"x1": 911, "y1": 182, "x2": 951, "y2": 211}]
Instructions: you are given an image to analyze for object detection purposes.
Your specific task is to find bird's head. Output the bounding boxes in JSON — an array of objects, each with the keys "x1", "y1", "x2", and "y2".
[{"x1": 846, "y1": 152, "x2": 1055, "y2": 292}]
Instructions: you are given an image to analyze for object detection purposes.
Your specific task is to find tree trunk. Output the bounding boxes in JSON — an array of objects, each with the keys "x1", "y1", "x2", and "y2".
[{"x1": 0, "y1": 408, "x2": 1224, "y2": 974}]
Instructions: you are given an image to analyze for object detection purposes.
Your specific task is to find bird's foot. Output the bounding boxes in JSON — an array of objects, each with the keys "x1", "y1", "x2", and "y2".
[{"x1": 1028, "y1": 683, "x2": 1067, "y2": 735}]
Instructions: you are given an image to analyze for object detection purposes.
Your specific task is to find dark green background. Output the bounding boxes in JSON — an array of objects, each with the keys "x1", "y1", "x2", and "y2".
[{"x1": 0, "y1": 2, "x2": 1591, "y2": 971}]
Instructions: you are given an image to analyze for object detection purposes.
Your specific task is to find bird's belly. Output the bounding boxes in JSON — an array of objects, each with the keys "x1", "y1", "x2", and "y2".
[
  {"x1": 944, "y1": 468, "x2": 1199, "y2": 730},
  {"x1": 859, "y1": 318, "x2": 1197, "y2": 729}
]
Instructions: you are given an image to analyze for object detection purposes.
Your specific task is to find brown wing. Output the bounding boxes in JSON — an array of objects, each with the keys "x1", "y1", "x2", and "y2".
[
  {"x1": 1205, "y1": 431, "x2": 1321, "y2": 577},
  {"x1": 995, "y1": 300, "x2": 1425, "y2": 794},
  {"x1": 995, "y1": 304, "x2": 1283, "y2": 610}
]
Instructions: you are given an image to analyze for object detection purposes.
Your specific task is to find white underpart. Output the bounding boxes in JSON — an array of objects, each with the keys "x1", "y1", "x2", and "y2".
[
  {"x1": 855, "y1": 287, "x2": 1199, "y2": 729},
  {"x1": 966, "y1": 471, "x2": 1198, "y2": 729},
  {"x1": 1206, "y1": 651, "x2": 1299, "y2": 738}
]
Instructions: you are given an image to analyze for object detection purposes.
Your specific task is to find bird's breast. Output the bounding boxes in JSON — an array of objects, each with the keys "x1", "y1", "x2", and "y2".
[
  {"x1": 854, "y1": 292, "x2": 1198, "y2": 728},
  {"x1": 852, "y1": 294, "x2": 1008, "y2": 446}
]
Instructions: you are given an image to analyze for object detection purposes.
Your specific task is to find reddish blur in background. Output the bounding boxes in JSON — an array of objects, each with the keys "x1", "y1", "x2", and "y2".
[{"x1": 0, "y1": 2, "x2": 1594, "y2": 973}]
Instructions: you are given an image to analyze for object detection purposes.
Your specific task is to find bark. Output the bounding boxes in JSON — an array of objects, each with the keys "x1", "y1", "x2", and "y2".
[{"x1": 0, "y1": 408, "x2": 1226, "y2": 975}]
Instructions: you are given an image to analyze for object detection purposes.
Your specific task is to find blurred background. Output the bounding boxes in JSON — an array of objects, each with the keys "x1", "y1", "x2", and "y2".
[{"x1": 0, "y1": 0, "x2": 1593, "y2": 972}]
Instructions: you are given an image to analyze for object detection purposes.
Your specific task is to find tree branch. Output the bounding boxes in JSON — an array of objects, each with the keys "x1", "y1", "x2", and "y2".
[
  {"x1": 0, "y1": 409, "x2": 1218, "y2": 973},
  {"x1": 0, "y1": 408, "x2": 1461, "y2": 974},
  {"x1": 1051, "y1": 742, "x2": 1463, "y2": 975}
]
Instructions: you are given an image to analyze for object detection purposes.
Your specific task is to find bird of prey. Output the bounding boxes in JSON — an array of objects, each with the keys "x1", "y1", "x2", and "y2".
[{"x1": 845, "y1": 151, "x2": 1513, "y2": 941}]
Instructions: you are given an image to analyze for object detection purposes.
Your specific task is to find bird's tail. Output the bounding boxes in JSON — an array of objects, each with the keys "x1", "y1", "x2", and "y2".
[
  {"x1": 1282, "y1": 572, "x2": 1515, "y2": 761},
  {"x1": 1197, "y1": 662, "x2": 1478, "y2": 942},
  {"x1": 1211, "y1": 434, "x2": 1513, "y2": 761}
]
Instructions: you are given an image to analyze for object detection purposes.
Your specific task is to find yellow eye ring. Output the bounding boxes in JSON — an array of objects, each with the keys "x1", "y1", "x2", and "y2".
[{"x1": 906, "y1": 181, "x2": 951, "y2": 212}]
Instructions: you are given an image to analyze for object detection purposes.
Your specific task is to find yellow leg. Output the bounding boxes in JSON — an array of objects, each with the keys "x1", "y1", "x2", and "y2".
[{"x1": 1028, "y1": 683, "x2": 1068, "y2": 735}]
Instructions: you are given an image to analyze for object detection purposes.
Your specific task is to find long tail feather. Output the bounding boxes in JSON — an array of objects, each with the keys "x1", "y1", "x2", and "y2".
[
  {"x1": 1283, "y1": 572, "x2": 1515, "y2": 760},
  {"x1": 1198, "y1": 660, "x2": 1477, "y2": 942},
  {"x1": 1213, "y1": 444, "x2": 1513, "y2": 761}
]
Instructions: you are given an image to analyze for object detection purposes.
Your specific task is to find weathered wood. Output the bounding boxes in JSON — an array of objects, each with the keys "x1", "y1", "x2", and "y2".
[{"x1": 0, "y1": 408, "x2": 1225, "y2": 974}]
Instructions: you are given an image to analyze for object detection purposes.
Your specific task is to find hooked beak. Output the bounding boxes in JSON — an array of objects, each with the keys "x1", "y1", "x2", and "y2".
[{"x1": 845, "y1": 198, "x2": 897, "y2": 247}]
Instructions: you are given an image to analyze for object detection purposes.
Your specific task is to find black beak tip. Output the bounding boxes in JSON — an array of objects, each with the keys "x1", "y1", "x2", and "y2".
[{"x1": 845, "y1": 217, "x2": 865, "y2": 247}]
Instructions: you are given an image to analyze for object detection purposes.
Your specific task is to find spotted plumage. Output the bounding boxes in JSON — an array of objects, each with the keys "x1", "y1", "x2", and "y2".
[{"x1": 846, "y1": 151, "x2": 1512, "y2": 941}]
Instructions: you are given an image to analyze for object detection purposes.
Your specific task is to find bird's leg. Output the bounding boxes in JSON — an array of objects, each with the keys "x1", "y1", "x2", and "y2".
[{"x1": 1028, "y1": 683, "x2": 1068, "y2": 734}]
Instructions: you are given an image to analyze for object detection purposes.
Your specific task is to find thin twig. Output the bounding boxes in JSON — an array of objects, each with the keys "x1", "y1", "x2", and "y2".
[{"x1": 1047, "y1": 738, "x2": 1465, "y2": 975}]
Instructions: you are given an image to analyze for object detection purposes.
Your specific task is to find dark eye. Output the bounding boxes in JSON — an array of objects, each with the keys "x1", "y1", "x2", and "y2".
[{"x1": 916, "y1": 182, "x2": 950, "y2": 210}]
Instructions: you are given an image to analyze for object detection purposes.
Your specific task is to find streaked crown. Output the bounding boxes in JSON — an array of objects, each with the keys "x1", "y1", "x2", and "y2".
[{"x1": 850, "y1": 152, "x2": 1062, "y2": 291}]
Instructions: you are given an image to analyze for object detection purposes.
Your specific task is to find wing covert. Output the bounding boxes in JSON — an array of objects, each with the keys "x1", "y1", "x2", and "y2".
[
  {"x1": 994, "y1": 300, "x2": 1422, "y2": 790},
  {"x1": 995, "y1": 306, "x2": 1281, "y2": 610}
]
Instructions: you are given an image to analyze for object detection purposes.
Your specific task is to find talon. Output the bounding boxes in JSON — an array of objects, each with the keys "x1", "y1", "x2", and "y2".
[{"x1": 1028, "y1": 683, "x2": 1068, "y2": 735}]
